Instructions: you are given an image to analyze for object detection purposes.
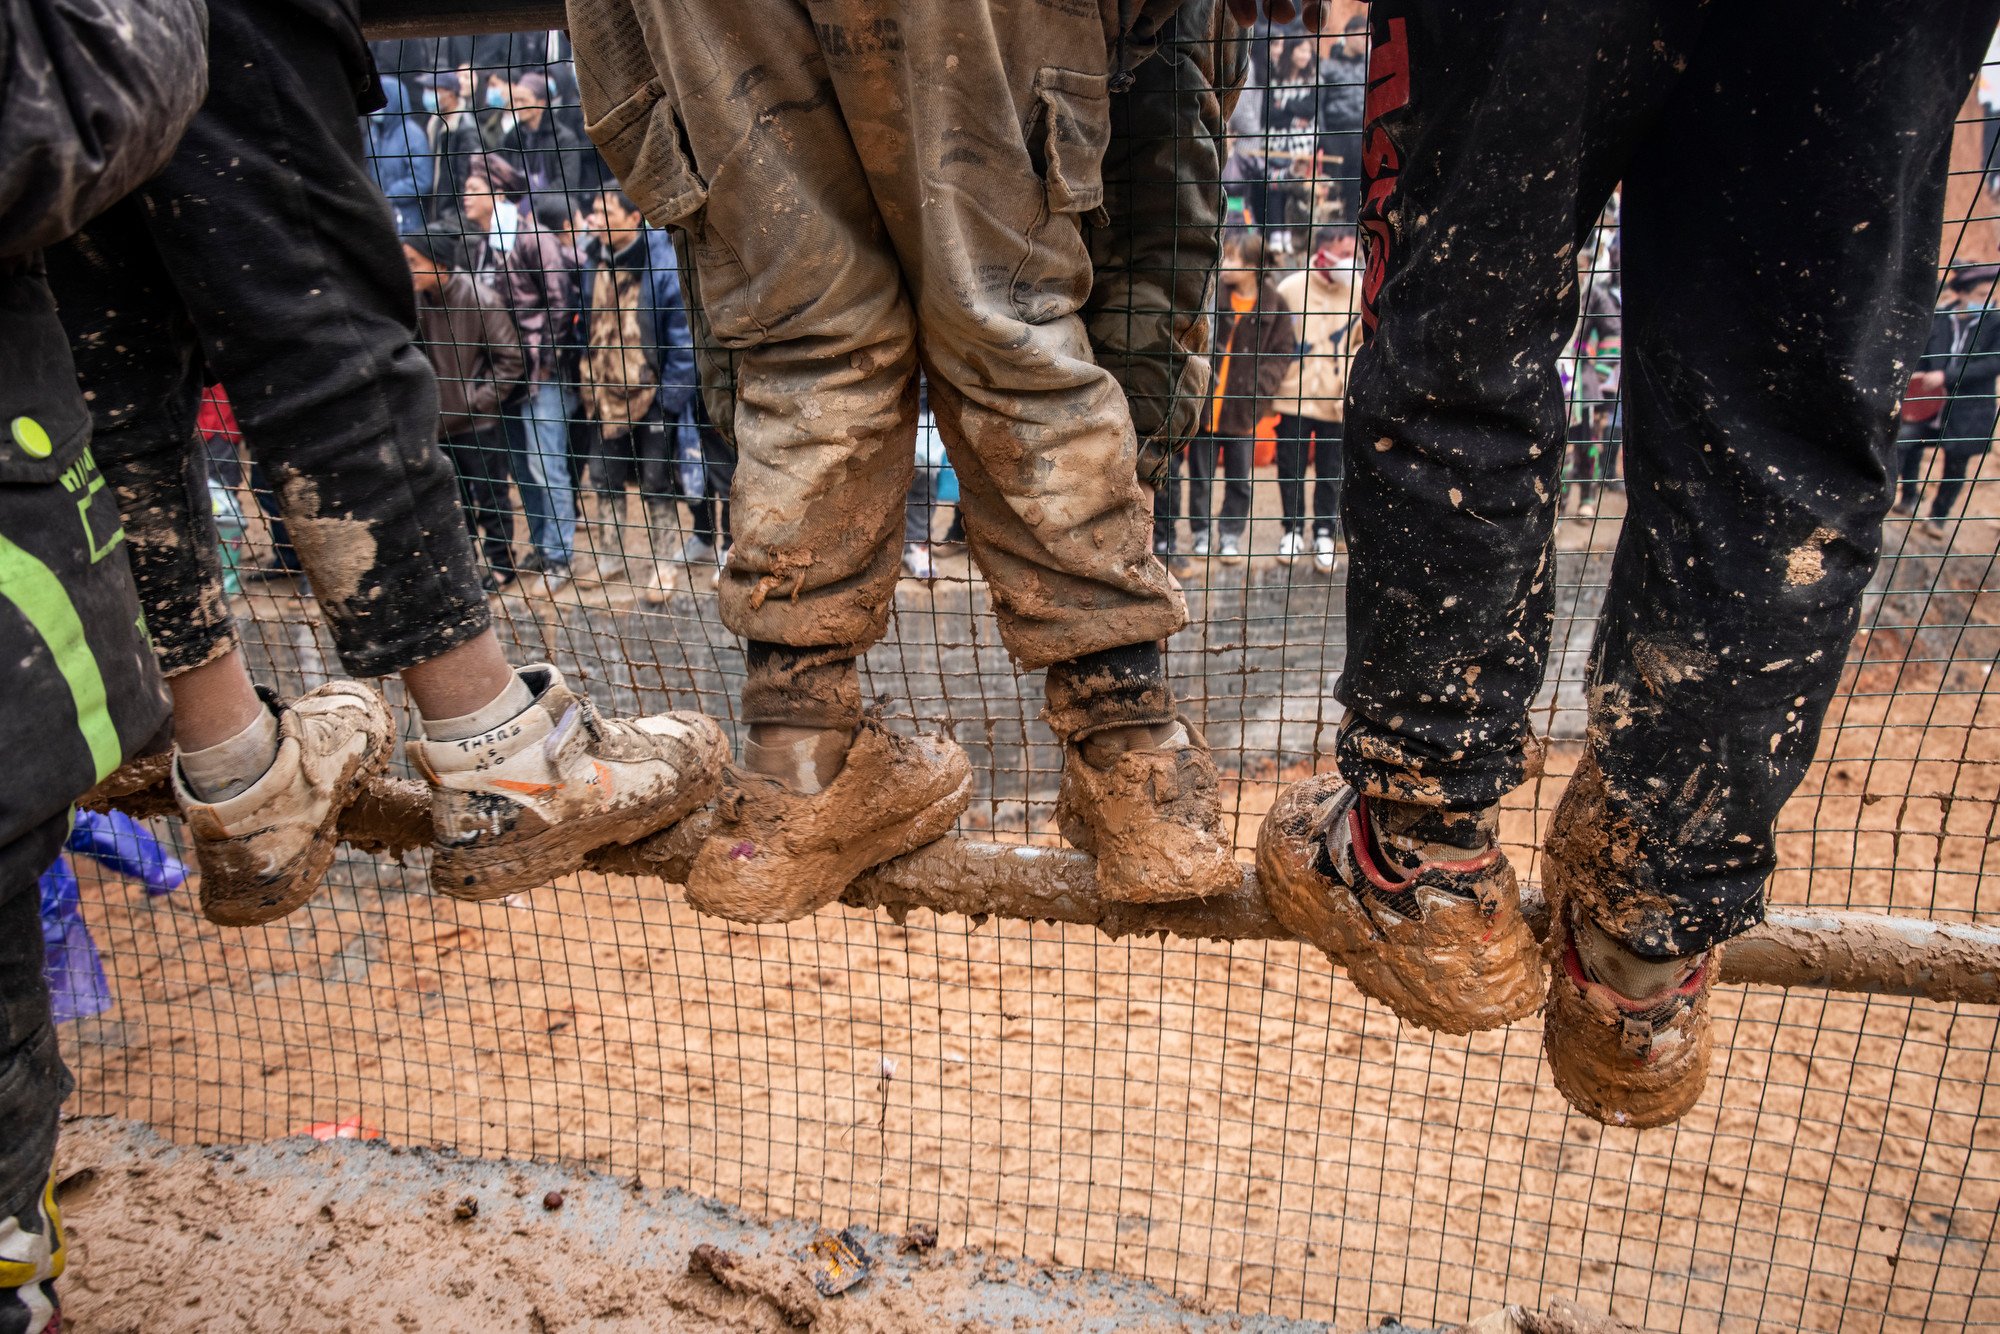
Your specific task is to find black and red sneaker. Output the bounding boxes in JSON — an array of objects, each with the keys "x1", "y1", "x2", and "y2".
[
  {"x1": 1257, "y1": 776, "x2": 1546, "y2": 1034},
  {"x1": 1544, "y1": 916, "x2": 1717, "y2": 1128}
]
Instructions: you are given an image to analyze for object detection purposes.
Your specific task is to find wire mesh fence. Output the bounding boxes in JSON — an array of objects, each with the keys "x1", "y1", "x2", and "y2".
[{"x1": 43, "y1": 8, "x2": 2000, "y2": 1330}]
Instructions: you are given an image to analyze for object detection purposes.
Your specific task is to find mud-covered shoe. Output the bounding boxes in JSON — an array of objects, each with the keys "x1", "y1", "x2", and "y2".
[
  {"x1": 1256, "y1": 776, "x2": 1545, "y2": 1034},
  {"x1": 413, "y1": 664, "x2": 727, "y2": 900},
  {"x1": 175, "y1": 681, "x2": 395, "y2": 926},
  {"x1": 685, "y1": 717, "x2": 972, "y2": 923},
  {"x1": 1544, "y1": 916, "x2": 1717, "y2": 1128},
  {"x1": 1055, "y1": 716, "x2": 1239, "y2": 903}
]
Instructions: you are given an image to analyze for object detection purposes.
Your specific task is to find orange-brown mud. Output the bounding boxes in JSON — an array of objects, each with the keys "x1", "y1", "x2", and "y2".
[{"x1": 61, "y1": 476, "x2": 2000, "y2": 1333}]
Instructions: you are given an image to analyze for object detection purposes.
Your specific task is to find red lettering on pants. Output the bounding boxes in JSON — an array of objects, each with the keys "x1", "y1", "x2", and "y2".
[{"x1": 1360, "y1": 17, "x2": 1411, "y2": 336}]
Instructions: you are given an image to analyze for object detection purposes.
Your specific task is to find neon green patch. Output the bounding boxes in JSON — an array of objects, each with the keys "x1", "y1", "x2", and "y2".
[
  {"x1": 0, "y1": 533, "x2": 121, "y2": 780},
  {"x1": 10, "y1": 415, "x2": 52, "y2": 459}
]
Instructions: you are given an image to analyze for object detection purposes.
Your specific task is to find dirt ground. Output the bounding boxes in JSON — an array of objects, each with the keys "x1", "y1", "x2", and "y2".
[
  {"x1": 55, "y1": 1117, "x2": 1368, "y2": 1333},
  {"x1": 56, "y1": 473, "x2": 2000, "y2": 1334}
]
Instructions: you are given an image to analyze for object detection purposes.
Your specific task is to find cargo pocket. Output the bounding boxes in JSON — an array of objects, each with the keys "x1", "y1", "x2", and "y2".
[
  {"x1": 585, "y1": 77, "x2": 708, "y2": 226},
  {"x1": 1030, "y1": 68, "x2": 1112, "y2": 215}
]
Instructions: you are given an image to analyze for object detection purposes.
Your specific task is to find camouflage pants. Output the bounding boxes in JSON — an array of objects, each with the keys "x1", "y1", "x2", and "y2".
[{"x1": 572, "y1": 0, "x2": 1188, "y2": 672}]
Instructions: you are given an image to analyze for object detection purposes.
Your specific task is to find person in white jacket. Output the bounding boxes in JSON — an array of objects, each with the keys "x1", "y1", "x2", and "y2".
[{"x1": 1273, "y1": 226, "x2": 1363, "y2": 571}]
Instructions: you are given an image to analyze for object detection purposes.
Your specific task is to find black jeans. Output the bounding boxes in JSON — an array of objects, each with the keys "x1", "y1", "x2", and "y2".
[
  {"x1": 1187, "y1": 431, "x2": 1254, "y2": 543},
  {"x1": 1340, "y1": 0, "x2": 1997, "y2": 959},
  {"x1": 0, "y1": 869, "x2": 69, "y2": 1332},
  {"x1": 1275, "y1": 414, "x2": 1341, "y2": 537},
  {"x1": 691, "y1": 400, "x2": 735, "y2": 553},
  {"x1": 589, "y1": 418, "x2": 675, "y2": 508},
  {"x1": 1897, "y1": 420, "x2": 1988, "y2": 519},
  {"x1": 442, "y1": 425, "x2": 518, "y2": 582},
  {"x1": 45, "y1": 0, "x2": 489, "y2": 679}
]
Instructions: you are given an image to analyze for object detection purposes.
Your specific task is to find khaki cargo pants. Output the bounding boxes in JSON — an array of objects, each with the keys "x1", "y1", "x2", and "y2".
[{"x1": 571, "y1": 0, "x2": 1187, "y2": 672}]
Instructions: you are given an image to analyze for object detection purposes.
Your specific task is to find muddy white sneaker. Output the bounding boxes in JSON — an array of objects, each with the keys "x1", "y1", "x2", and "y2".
[
  {"x1": 1193, "y1": 532, "x2": 1211, "y2": 557},
  {"x1": 1257, "y1": 777, "x2": 1546, "y2": 1034},
  {"x1": 1314, "y1": 535, "x2": 1337, "y2": 572},
  {"x1": 687, "y1": 717, "x2": 971, "y2": 922},
  {"x1": 903, "y1": 543, "x2": 936, "y2": 580},
  {"x1": 1544, "y1": 913, "x2": 1717, "y2": 1128},
  {"x1": 175, "y1": 682, "x2": 395, "y2": 926},
  {"x1": 412, "y1": 664, "x2": 727, "y2": 900},
  {"x1": 1277, "y1": 531, "x2": 1302, "y2": 565},
  {"x1": 1056, "y1": 717, "x2": 1239, "y2": 903},
  {"x1": 1218, "y1": 535, "x2": 1244, "y2": 563}
]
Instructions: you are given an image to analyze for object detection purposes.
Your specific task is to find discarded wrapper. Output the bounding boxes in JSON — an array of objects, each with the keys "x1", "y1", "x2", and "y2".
[{"x1": 796, "y1": 1226, "x2": 872, "y2": 1296}]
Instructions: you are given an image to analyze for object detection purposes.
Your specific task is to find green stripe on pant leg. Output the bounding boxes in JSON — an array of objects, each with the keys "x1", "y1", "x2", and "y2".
[{"x1": 0, "y1": 534, "x2": 122, "y2": 781}]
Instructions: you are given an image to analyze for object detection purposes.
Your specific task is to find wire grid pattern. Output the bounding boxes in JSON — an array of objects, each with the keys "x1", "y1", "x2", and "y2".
[{"x1": 49, "y1": 16, "x2": 2000, "y2": 1331}]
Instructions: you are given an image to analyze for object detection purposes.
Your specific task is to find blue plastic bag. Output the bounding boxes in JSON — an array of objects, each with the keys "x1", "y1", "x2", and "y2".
[{"x1": 38, "y1": 811, "x2": 188, "y2": 1024}]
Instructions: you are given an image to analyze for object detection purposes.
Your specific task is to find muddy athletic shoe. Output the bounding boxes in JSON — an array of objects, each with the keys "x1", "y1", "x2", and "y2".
[
  {"x1": 1544, "y1": 915, "x2": 1717, "y2": 1128},
  {"x1": 1256, "y1": 776, "x2": 1545, "y2": 1034},
  {"x1": 685, "y1": 717, "x2": 971, "y2": 923},
  {"x1": 413, "y1": 664, "x2": 727, "y2": 900},
  {"x1": 1055, "y1": 717, "x2": 1239, "y2": 903},
  {"x1": 174, "y1": 682, "x2": 395, "y2": 926}
]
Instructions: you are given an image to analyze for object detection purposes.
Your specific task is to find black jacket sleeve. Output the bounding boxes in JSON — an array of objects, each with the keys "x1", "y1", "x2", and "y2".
[{"x1": 0, "y1": 0, "x2": 208, "y2": 259}]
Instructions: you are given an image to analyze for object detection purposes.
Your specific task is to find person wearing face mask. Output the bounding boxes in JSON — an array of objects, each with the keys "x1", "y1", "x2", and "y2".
[
  {"x1": 476, "y1": 73, "x2": 517, "y2": 149},
  {"x1": 1272, "y1": 225, "x2": 1360, "y2": 571}
]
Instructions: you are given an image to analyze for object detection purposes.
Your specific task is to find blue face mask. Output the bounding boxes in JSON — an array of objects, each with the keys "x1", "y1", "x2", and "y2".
[
  {"x1": 422, "y1": 91, "x2": 440, "y2": 114},
  {"x1": 486, "y1": 86, "x2": 509, "y2": 109}
]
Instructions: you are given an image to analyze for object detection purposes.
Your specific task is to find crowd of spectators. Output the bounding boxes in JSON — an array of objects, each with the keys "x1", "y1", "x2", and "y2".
[{"x1": 201, "y1": 27, "x2": 1988, "y2": 614}]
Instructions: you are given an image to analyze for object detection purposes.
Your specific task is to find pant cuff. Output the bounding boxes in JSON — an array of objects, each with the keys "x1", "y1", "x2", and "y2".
[
  {"x1": 742, "y1": 641, "x2": 865, "y2": 730},
  {"x1": 1043, "y1": 641, "x2": 1172, "y2": 741}
]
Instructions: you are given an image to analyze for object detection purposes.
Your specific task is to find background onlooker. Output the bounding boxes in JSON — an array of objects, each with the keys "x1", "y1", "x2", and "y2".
[
  {"x1": 402, "y1": 227, "x2": 526, "y2": 592},
  {"x1": 462, "y1": 157, "x2": 580, "y2": 587},
  {"x1": 1565, "y1": 233, "x2": 1624, "y2": 517},
  {"x1": 1314, "y1": 18, "x2": 1368, "y2": 225},
  {"x1": 1897, "y1": 264, "x2": 2000, "y2": 534},
  {"x1": 421, "y1": 72, "x2": 484, "y2": 224},
  {"x1": 364, "y1": 75, "x2": 434, "y2": 233},
  {"x1": 1188, "y1": 230, "x2": 1297, "y2": 562},
  {"x1": 576, "y1": 189, "x2": 700, "y2": 601},
  {"x1": 1274, "y1": 225, "x2": 1360, "y2": 571},
  {"x1": 501, "y1": 71, "x2": 596, "y2": 202}
]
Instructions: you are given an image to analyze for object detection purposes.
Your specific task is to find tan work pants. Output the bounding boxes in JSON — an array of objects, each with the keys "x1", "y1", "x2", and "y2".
[{"x1": 571, "y1": 0, "x2": 1187, "y2": 670}]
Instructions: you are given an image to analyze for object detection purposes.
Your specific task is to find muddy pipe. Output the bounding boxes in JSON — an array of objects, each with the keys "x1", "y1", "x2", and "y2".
[{"x1": 84, "y1": 763, "x2": 2000, "y2": 1005}]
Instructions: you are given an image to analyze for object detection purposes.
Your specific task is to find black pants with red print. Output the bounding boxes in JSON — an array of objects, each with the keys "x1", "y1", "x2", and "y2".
[{"x1": 1336, "y1": 0, "x2": 1999, "y2": 959}]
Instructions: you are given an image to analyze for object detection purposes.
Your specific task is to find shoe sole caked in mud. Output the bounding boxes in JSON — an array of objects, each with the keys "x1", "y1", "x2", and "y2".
[
  {"x1": 1256, "y1": 774, "x2": 1546, "y2": 1035},
  {"x1": 686, "y1": 721, "x2": 972, "y2": 924},
  {"x1": 197, "y1": 688, "x2": 396, "y2": 928},
  {"x1": 431, "y1": 717, "x2": 729, "y2": 902}
]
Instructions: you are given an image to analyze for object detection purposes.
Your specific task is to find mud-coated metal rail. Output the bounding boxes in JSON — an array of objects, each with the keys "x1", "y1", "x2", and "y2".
[{"x1": 85, "y1": 761, "x2": 2000, "y2": 1006}]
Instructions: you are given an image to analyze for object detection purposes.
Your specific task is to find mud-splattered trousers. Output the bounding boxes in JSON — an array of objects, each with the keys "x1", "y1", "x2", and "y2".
[
  {"x1": 44, "y1": 0, "x2": 493, "y2": 680},
  {"x1": 1337, "y1": 0, "x2": 2000, "y2": 959},
  {"x1": 572, "y1": 0, "x2": 1196, "y2": 737}
]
